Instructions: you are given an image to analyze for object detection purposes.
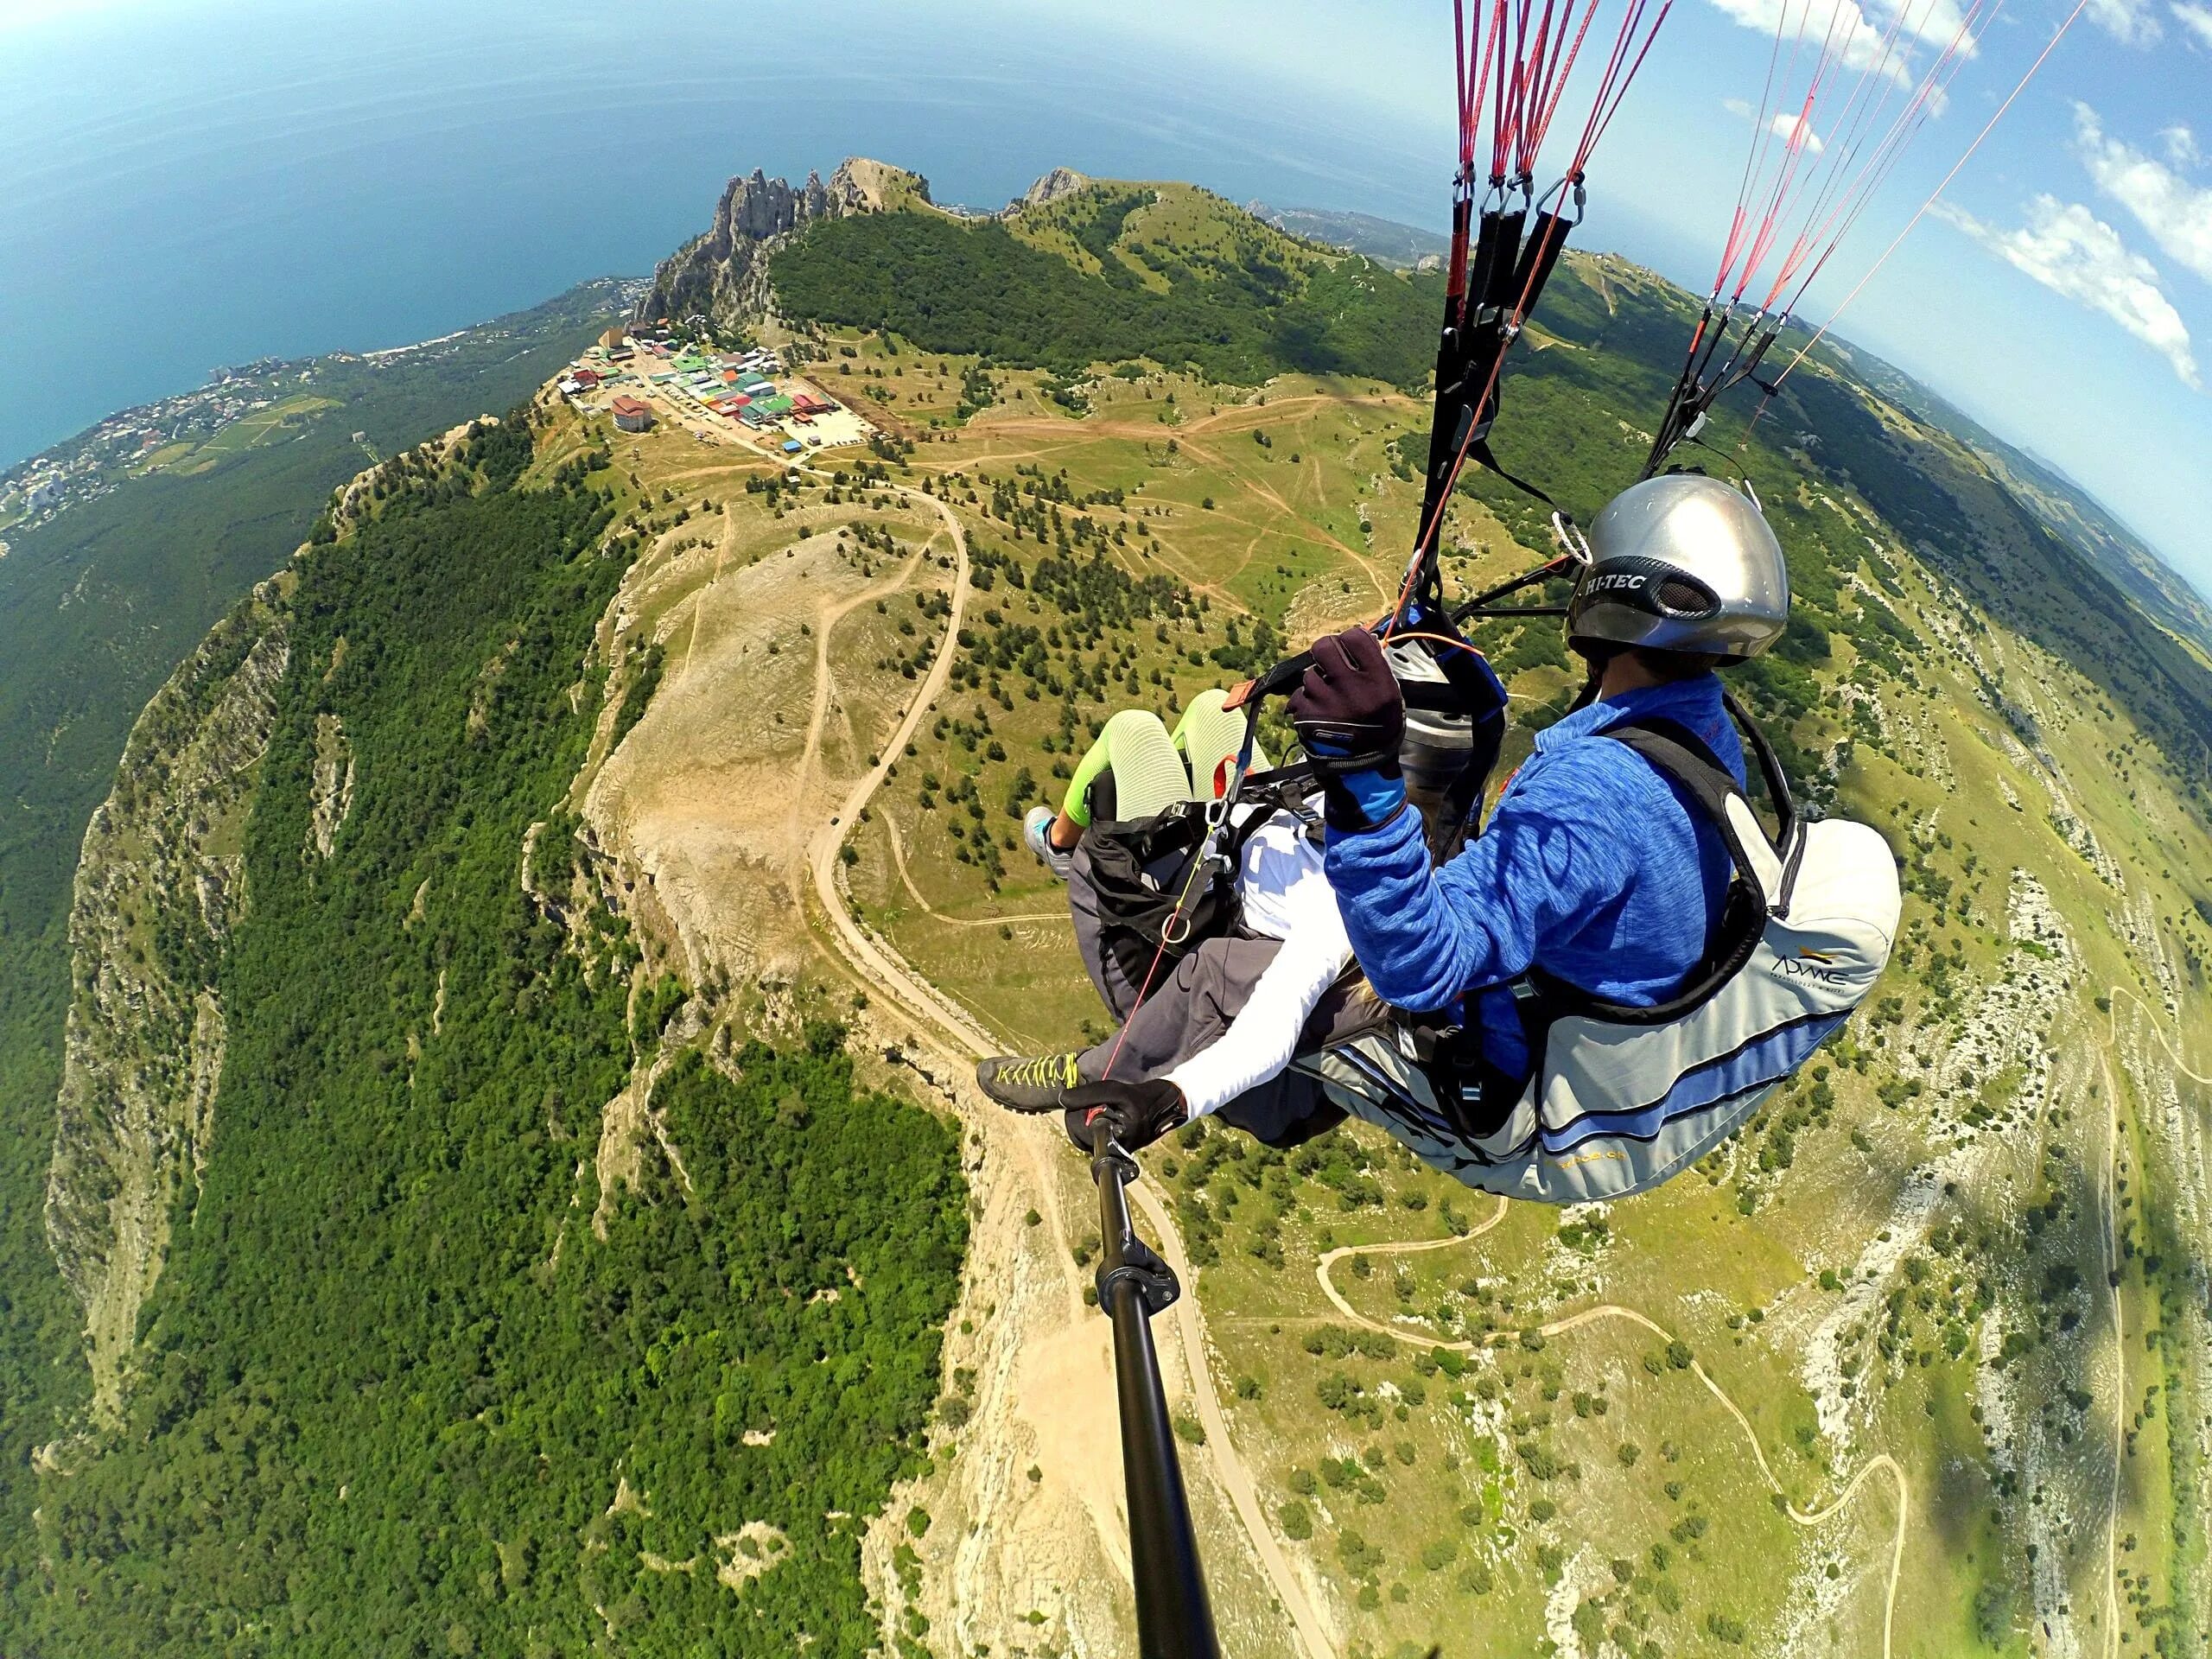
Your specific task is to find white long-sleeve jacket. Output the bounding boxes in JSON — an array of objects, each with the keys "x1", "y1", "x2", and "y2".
[{"x1": 1164, "y1": 813, "x2": 1351, "y2": 1116}]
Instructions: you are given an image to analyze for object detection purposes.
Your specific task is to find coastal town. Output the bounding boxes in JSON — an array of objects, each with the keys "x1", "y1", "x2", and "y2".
[
  {"x1": 556, "y1": 324, "x2": 872, "y2": 455},
  {"x1": 0, "y1": 277, "x2": 645, "y2": 550},
  {"x1": 0, "y1": 363, "x2": 309, "y2": 546}
]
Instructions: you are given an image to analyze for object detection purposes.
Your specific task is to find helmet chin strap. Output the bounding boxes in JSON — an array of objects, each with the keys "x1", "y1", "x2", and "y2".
[{"x1": 1568, "y1": 658, "x2": 1605, "y2": 712}]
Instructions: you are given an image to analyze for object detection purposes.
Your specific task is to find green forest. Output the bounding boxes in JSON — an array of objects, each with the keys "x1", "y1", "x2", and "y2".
[
  {"x1": 770, "y1": 197, "x2": 1442, "y2": 386},
  {"x1": 0, "y1": 283, "x2": 622, "y2": 1618},
  {"x1": 20, "y1": 417, "x2": 966, "y2": 1655}
]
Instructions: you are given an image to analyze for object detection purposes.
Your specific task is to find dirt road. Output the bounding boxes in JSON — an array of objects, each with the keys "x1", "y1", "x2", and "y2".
[
  {"x1": 1315, "y1": 1211, "x2": 1908, "y2": 1659},
  {"x1": 2098, "y1": 986, "x2": 2208, "y2": 1659},
  {"x1": 802, "y1": 480, "x2": 1334, "y2": 1657}
]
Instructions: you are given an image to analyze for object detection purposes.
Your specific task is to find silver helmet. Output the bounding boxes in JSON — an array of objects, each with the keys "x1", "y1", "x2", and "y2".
[{"x1": 1565, "y1": 473, "x2": 1789, "y2": 663}]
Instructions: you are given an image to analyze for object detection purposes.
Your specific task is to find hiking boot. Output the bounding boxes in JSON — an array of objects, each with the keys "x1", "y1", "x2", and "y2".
[
  {"x1": 1023, "y1": 804, "x2": 1074, "y2": 880},
  {"x1": 976, "y1": 1051, "x2": 1088, "y2": 1111}
]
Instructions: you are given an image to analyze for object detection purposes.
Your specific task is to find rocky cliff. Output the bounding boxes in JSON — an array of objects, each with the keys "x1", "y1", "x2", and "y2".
[
  {"x1": 634, "y1": 156, "x2": 1100, "y2": 334},
  {"x1": 1013, "y1": 166, "x2": 1090, "y2": 211},
  {"x1": 44, "y1": 589, "x2": 289, "y2": 1422},
  {"x1": 632, "y1": 156, "x2": 931, "y2": 330}
]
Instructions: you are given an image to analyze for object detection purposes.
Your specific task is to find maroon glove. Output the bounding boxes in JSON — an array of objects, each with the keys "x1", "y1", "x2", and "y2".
[
  {"x1": 1064, "y1": 1077, "x2": 1189, "y2": 1154},
  {"x1": 1285, "y1": 628, "x2": 1407, "y2": 830}
]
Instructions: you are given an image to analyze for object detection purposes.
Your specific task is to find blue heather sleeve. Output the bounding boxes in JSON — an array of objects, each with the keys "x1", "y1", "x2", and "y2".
[{"x1": 1323, "y1": 748, "x2": 1637, "y2": 1014}]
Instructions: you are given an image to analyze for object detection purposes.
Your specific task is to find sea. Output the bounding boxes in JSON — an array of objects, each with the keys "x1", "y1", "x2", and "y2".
[
  {"x1": 6, "y1": 0, "x2": 2202, "y2": 580},
  {"x1": 0, "y1": 0, "x2": 1492, "y2": 470}
]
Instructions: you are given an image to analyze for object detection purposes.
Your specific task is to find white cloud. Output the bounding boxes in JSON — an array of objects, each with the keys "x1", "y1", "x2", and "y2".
[
  {"x1": 1722, "y1": 98, "x2": 1833, "y2": 152},
  {"x1": 2161, "y1": 125, "x2": 2203, "y2": 168},
  {"x1": 1899, "y1": 0, "x2": 1980, "y2": 51},
  {"x1": 2170, "y1": 0, "x2": 2212, "y2": 43},
  {"x1": 1700, "y1": 0, "x2": 1987, "y2": 118},
  {"x1": 1936, "y1": 196, "x2": 2200, "y2": 387},
  {"x1": 2075, "y1": 104, "x2": 2212, "y2": 284},
  {"x1": 2087, "y1": 0, "x2": 2163, "y2": 42},
  {"x1": 1774, "y1": 111, "x2": 1828, "y2": 152},
  {"x1": 1703, "y1": 0, "x2": 1914, "y2": 85}
]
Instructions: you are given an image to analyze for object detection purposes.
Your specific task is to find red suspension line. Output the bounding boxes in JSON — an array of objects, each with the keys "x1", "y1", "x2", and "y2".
[
  {"x1": 1570, "y1": 0, "x2": 1671, "y2": 172},
  {"x1": 1770, "y1": 0, "x2": 1999, "y2": 314},
  {"x1": 1395, "y1": 0, "x2": 1677, "y2": 626},
  {"x1": 1518, "y1": 0, "x2": 1592, "y2": 176},
  {"x1": 1473, "y1": 0, "x2": 1510, "y2": 165},
  {"x1": 1495, "y1": 0, "x2": 1535, "y2": 181},
  {"x1": 1735, "y1": 0, "x2": 1868, "y2": 303},
  {"x1": 1773, "y1": 0, "x2": 2092, "y2": 392},
  {"x1": 1389, "y1": 174, "x2": 1586, "y2": 627},
  {"x1": 1736, "y1": 87, "x2": 1825, "y2": 301},
  {"x1": 1775, "y1": 0, "x2": 1941, "y2": 253},
  {"x1": 1723, "y1": 0, "x2": 1823, "y2": 295},
  {"x1": 1713, "y1": 0, "x2": 1796, "y2": 299},
  {"x1": 1528, "y1": 0, "x2": 1609, "y2": 174}
]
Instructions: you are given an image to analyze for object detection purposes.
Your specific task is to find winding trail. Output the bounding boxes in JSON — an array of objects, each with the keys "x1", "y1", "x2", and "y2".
[
  {"x1": 882, "y1": 816, "x2": 1065, "y2": 929},
  {"x1": 2097, "y1": 983, "x2": 2209, "y2": 1659},
  {"x1": 799, "y1": 480, "x2": 1335, "y2": 1659},
  {"x1": 1316, "y1": 1201, "x2": 1909, "y2": 1658},
  {"x1": 2108, "y1": 982, "x2": 2212, "y2": 1088},
  {"x1": 786, "y1": 531, "x2": 941, "y2": 905}
]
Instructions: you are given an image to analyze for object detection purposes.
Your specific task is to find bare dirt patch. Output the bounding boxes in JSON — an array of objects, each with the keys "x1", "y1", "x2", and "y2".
[{"x1": 583, "y1": 523, "x2": 930, "y2": 982}]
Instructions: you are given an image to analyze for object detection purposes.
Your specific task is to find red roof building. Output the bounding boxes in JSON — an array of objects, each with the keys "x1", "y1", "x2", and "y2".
[{"x1": 610, "y1": 396, "x2": 653, "y2": 434}]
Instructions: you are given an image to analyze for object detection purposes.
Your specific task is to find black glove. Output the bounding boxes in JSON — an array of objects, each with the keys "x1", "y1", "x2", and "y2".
[
  {"x1": 1285, "y1": 628, "x2": 1408, "y2": 831},
  {"x1": 1061, "y1": 1077, "x2": 1189, "y2": 1154}
]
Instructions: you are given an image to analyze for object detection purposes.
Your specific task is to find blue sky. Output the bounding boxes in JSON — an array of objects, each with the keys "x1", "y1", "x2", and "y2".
[
  {"x1": 1, "y1": 0, "x2": 2204, "y2": 594},
  {"x1": 1072, "y1": 0, "x2": 2212, "y2": 591}
]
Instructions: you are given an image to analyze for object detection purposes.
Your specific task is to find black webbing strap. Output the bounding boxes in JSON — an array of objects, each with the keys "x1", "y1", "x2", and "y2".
[
  {"x1": 1466, "y1": 436, "x2": 1563, "y2": 512},
  {"x1": 1522, "y1": 706, "x2": 1798, "y2": 1027},
  {"x1": 1508, "y1": 209, "x2": 1574, "y2": 323}
]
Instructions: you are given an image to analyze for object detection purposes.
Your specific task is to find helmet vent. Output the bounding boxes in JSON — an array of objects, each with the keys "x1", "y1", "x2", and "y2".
[{"x1": 1656, "y1": 575, "x2": 1718, "y2": 616}]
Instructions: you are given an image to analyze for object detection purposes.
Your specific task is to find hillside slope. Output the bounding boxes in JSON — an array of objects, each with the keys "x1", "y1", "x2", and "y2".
[
  {"x1": 16, "y1": 160, "x2": 2212, "y2": 1659},
  {"x1": 27, "y1": 408, "x2": 967, "y2": 1656},
  {"x1": 0, "y1": 280, "x2": 627, "y2": 1620},
  {"x1": 1840, "y1": 346, "x2": 2212, "y2": 657}
]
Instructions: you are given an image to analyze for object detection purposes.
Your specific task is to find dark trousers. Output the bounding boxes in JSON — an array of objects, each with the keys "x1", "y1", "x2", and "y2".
[{"x1": 1066, "y1": 874, "x2": 1376, "y2": 1147}]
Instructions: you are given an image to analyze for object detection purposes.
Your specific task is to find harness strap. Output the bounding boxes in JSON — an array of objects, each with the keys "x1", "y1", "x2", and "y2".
[
  {"x1": 1466, "y1": 436, "x2": 1562, "y2": 512},
  {"x1": 1527, "y1": 704, "x2": 1802, "y2": 1027}
]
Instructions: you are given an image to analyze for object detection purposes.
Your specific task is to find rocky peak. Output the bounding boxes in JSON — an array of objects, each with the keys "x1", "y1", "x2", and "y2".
[
  {"x1": 634, "y1": 156, "x2": 933, "y2": 330},
  {"x1": 1014, "y1": 167, "x2": 1090, "y2": 212},
  {"x1": 835, "y1": 156, "x2": 931, "y2": 212}
]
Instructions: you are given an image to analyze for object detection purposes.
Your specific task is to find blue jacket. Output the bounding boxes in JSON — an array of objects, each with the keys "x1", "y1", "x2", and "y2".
[{"x1": 1325, "y1": 674, "x2": 1748, "y2": 1078}]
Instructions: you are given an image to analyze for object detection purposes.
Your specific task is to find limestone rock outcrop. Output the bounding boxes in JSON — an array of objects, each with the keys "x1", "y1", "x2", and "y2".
[
  {"x1": 46, "y1": 593, "x2": 289, "y2": 1421},
  {"x1": 1013, "y1": 167, "x2": 1090, "y2": 211},
  {"x1": 632, "y1": 157, "x2": 931, "y2": 330},
  {"x1": 635, "y1": 156, "x2": 1103, "y2": 334}
]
